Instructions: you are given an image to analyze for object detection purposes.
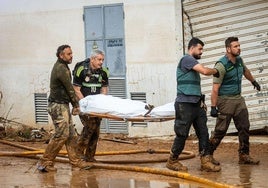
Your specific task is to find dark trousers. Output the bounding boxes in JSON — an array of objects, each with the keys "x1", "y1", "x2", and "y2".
[
  {"x1": 77, "y1": 115, "x2": 101, "y2": 161},
  {"x1": 171, "y1": 101, "x2": 209, "y2": 157}
]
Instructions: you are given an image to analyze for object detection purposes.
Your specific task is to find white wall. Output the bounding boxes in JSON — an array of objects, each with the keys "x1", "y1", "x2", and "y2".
[
  {"x1": 0, "y1": 0, "x2": 183, "y2": 137},
  {"x1": 0, "y1": 0, "x2": 86, "y2": 128},
  {"x1": 124, "y1": 1, "x2": 183, "y2": 137}
]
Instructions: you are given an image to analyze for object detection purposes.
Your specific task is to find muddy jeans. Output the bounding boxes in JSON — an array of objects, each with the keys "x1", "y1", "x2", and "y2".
[
  {"x1": 209, "y1": 96, "x2": 250, "y2": 154},
  {"x1": 77, "y1": 114, "x2": 101, "y2": 161},
  {"x1": 171, "y1": 101, "x2": 209, "y2": 158},
  {"x1": 39, "y1": 102, "x2": 82, "y2": 168}
]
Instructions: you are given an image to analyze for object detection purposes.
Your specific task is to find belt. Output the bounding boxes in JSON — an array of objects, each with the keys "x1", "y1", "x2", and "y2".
[{"x1": 48, "y1": 99, "x2": 69, "y2": 104}]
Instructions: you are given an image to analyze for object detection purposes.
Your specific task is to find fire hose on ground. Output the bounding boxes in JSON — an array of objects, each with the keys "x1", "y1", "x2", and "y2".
[{"x1": 0, "y1": 139, "x2": 235, "y2": 188}]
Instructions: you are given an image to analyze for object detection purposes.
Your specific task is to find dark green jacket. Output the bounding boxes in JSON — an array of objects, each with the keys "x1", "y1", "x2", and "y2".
[
  {"x1": 218, "y1": 55, "x2": 244, "y2": 96},
  {"x1": 48, "y1": 59, "x2": 79, "y2": 107}
]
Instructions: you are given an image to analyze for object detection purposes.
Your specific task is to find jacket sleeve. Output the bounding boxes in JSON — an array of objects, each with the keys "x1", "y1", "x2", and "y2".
[{"x1": 58, "y1": 65, "x2": 79, "y2": 107}]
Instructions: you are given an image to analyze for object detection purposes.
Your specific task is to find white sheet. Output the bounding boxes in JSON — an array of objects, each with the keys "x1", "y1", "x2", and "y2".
[{"x1": 79, "y1": 94, "x2": 175, "y2": 118}]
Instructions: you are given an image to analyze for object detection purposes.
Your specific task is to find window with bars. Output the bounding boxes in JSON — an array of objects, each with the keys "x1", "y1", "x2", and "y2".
[
  {"x1": 103, "y1": 78, "x2": 128, "y2": 133},
  {"x1": 34, "y1": 93, "x2": 48, "y2": 124}
]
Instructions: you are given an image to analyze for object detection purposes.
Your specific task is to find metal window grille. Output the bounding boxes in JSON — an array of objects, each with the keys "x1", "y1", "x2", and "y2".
[
  {"x1": 130, "y1": 92, "x2": 148, "y2": 127},
  {"x1": 100, "y1": 78, "x2": 128, "y2": 133},
  {"x1": 34, "y1": 93, "x2": 48, "y2": 124}
]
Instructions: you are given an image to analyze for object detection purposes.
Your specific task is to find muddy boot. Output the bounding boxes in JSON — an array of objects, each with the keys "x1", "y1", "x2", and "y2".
[
  {"x1": 166, "y1": 156, "x2": 188, "y2": 172},
  {"x1": 65, "y1": 137, "x2": 94, "y2": 170},
  {"x1": 201, "y1": 155, "x2": 221, "y2": 172},
  {"x1": 37, "y1": 165, "x2": 57, "y2": 173},
  {"x1": 76, "y1": 161, "x2": 94, "y2": 170},
  {"x1": 239, "y1": 154, "x2": 260, "y2": 165},
  {"x1": 37, "y1": 137, "x2": 66, "y2": 173},
  {"x1": 210, "y1": 155, "x2": 220, "y2": 165},
  {"x1": 37, "y1": 161, "x2": 57, "y2": 173},
  {"x1": 86, "y1": 157, "x2": 98, "y2": 162}
]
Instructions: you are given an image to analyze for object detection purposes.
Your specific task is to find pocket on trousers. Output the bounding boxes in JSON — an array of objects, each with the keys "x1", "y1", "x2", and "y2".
[{"x1": 216, "y1": 114, "x2": 228, "y2": 132}]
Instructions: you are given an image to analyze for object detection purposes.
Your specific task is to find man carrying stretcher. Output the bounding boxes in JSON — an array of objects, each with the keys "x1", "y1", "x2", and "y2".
[{"x1": 73, "y1": 49, "x2": 109, "y2": 162}]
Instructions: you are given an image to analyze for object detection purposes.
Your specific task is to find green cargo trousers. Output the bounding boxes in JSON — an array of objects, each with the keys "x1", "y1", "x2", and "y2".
[
  {"x1": 39, "y1": 102, "x2": 86, "y2": 168},
  {"x1": 209, "y1": 96, "x2": 250, "y2": 154}
]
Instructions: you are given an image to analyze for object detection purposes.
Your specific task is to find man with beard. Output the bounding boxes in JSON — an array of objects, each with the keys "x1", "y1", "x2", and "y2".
[
  {"x1": 166, "y1": 37, "x2": 221, "y2": 172},
  {"x1": 38, "y1": 45, "x2": 93, "y2": 172},
  {"x1": 209, "y1": 37, "x2": 261, "y2": 165}
]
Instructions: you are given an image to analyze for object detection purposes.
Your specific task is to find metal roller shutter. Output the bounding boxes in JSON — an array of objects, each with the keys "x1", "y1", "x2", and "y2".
[{"x1": 182, "y1": 0, "x2": 268, "y2": 132}]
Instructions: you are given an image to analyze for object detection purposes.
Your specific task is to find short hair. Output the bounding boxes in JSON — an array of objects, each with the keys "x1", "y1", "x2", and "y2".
[
  {"x1": 225, "y1": 37, "x2": 239, "y2": 48},
  {"x1": 90, "y1": 49, "x2": 105, "y2": 58},
  {"x1": 56, "y1": 44, "x2": 71, "y2": 58},
  {"x1": 188, "y1": 37, "x2": 204, "y2": 50}
]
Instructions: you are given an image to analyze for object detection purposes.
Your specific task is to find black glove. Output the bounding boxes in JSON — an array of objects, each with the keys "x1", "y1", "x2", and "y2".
[
  {"x1": 252, "y1": 80, "x2": 261, "y2": 91},
  {"x1": 210, "y1": 106, "x2": 218, "y2": 117},
  {"x1": 213, "y1": 69, "x2": 220, "y2": 78},
  {"x1": 200, "y1": 94, "x2": 205, "y2": 102}
]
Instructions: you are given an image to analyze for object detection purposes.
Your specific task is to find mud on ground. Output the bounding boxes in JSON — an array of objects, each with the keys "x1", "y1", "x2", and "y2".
[{"x1": 0, "y1": 133, "x2": 268, "y2": 188}]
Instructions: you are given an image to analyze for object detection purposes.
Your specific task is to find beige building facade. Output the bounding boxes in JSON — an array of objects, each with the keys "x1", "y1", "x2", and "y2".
[{"x1": 1, "y1": 0, "x2": 267, "y2": 137}]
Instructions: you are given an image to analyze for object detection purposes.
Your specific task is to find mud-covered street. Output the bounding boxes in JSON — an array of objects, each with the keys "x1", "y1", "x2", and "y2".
[{"x1": 0, "y1": 135, "x2": 267, "y2": 188}]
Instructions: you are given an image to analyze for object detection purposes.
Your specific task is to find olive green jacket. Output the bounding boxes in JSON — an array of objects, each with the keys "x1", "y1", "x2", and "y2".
[{"x1": 48, "y1": 59, "x2": 79, "y2": 107}]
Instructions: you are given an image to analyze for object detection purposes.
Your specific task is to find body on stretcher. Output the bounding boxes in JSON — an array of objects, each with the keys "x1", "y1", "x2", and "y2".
[{"x1": 79, "y1": 94, "x2": 175, "y2": 122}]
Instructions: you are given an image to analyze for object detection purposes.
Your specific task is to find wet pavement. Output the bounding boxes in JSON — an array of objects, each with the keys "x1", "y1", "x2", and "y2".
[{"x1": 0, "y1": 136, "x2": 267, "y2": 188}]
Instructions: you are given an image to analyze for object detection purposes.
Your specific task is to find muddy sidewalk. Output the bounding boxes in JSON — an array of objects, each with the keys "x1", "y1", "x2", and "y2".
[{"x1": 0, "y1": 135, "x2": 267, "y2": 188}]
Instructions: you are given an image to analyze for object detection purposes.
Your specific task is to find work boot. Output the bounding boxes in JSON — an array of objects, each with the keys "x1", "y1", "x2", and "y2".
[
  {"x1": 166, "y1": 157, "x2": 188, "y2": 172},
  {"x1": 37, "y1": 164, "x2": 57, "y2": 173},
  {"x1": 85, "y1": 157, "x2": 98, "y2": 163},
  {"x1": 201, "y1": 155, "x2": 221, "y2": 172},
  {"x1": 76, "y1": 161, "x2": 94, "y2": 170},
  {"x1": 239, "y1": 154, "x2": 260, "y2": 165},
  {"x1": 210, "y1": 155, "x2": 220, "y2": 165}
]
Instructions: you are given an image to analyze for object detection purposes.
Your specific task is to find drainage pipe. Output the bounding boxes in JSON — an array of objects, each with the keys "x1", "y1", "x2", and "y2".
[
  {"x1": 92, "y1": 163, "x2": 236, "y2": 188},
  {"x1": 0, "y1": 139, "x2": 195, "y2": 163},
  {"x1": 0, "y1": 149, "x2": 195, "y2": 163}
]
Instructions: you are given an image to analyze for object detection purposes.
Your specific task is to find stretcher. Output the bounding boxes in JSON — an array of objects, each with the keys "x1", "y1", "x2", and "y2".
[
  {"x1": 79, "y1": 94, "x2": 175, "y2": 122},
  {"x1": 87, "y1": 112, "x2": 175, "y2": 122}
]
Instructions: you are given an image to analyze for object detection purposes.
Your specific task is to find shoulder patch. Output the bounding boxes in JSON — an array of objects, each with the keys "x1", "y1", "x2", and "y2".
[
  {"x1": 75, "y1": 65, "x2": 85, "y2": 77},
  {"x1": 102, "y1": 67, "x2": 109, "y2": 77}
]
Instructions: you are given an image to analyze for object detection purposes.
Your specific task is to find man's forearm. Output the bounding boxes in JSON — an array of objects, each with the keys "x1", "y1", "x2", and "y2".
[
  {"x1": 76, "y1": 92, "x2": 84, "y2": 100},
  {"x1": 244, "y1": 68, "x2": 255, "y2": 82},
  {"x1": 211, "y1": 86, "x2": 219, "y2": 106},
  {"x1": 73, "y1": 85, "x2": 84, "y2": 100},
  {"x1": 101, "y1": 86, "x2": 108, "y2": 95},
  {"x1": 211, "y1": 92, "x2": 218, "y2": 106}
]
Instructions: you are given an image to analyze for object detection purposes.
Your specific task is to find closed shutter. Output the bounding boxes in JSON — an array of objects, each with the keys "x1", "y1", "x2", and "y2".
[
  {"x1": 101, "y1": 78, "x2": 128, "y2": 133},
  {"x1": 182, "y1": 0, "x2": 268, "y2": 132},
  {"x1": 34, "y1": 93, "x2": 48, "y2": 124},
  {"x1": 130, "y1": 92, "x2": 148, "y2": 127}
]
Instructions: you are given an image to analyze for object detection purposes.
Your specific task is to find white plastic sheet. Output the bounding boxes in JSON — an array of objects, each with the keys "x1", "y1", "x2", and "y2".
[{"x1": 79, "y1": 94, "x2": 175, "y2": 118}]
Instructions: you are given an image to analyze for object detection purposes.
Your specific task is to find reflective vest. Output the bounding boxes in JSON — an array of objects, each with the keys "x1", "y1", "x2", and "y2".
[
  {"x1": 218, "y1": 55, "x2": 244, "y2": 96},
  {"x1": 177, "y1": 56, "x2": 201, "y2": 96}
]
